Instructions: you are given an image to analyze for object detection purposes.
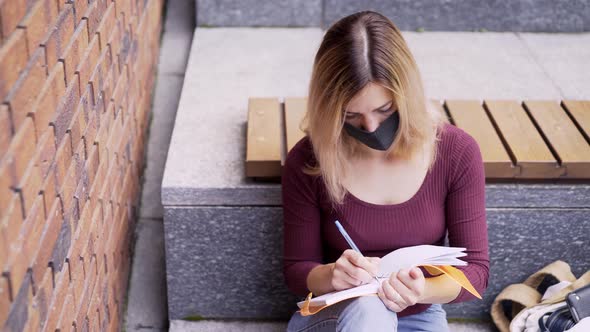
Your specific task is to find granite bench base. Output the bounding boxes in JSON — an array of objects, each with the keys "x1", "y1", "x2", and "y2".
[{"x1": 163, "y1": 184, "x2": 590, "y2": 320}]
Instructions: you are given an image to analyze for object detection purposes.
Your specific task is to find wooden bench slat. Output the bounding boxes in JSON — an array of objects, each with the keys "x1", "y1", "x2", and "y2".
[
  {"x1": 445, "y1": 100, "x2": 517, "y2": 178},
  {"x1": 485, "y1": 100, "x2": 564, "y2": 178},
  {"x1": 562, "y1": 100, "x2": 590, "y2": 142},
  {"x1": 524, "y1": 100, "x2": 590, "y2": 178},
  {"x1": 284, "y1": 97, "x2": 307, "y2": 152},
  {"x1": 246, "y1": 98, "x2": 282, "y2": 177}
]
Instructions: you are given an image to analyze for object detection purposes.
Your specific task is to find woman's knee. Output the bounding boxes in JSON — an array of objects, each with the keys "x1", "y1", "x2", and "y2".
[{"x1": 338, "y1": 296, "x2": 398, "y2": 331}]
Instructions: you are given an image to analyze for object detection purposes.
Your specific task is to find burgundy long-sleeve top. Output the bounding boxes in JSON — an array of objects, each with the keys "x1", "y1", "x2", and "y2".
[{"x1": 281, "y1": 122, "x2": 490, "y2": 317}]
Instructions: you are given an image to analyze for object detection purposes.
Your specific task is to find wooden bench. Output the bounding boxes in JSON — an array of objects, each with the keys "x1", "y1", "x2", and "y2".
[{"x1": 246, "y1": 98, "x2": 590, "y2": 180}]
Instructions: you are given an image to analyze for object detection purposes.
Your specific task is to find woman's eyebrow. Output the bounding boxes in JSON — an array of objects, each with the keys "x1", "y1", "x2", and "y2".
[{"x1": 344, "y1": 100, "x2": 393, "y2": 114}]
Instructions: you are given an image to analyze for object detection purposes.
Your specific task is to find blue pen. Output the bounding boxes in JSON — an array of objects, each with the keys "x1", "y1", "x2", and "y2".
[{"x1": 334, "y1": 220, "x2": 380, "y2": 284}]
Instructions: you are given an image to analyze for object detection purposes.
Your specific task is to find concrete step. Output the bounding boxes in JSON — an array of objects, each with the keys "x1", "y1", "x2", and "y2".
[
  {"x1": 170, "y1": 319, "x2": 497, "y2": 331},
  {"x1": 195, "y1": 0, "x2": 589, "y2": 32},
  {"x1": 161, "y1": 26, "x2": 590, "y2": 320}
]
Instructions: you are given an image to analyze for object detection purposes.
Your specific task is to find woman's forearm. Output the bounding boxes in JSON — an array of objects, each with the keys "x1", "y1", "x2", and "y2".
[
  {"x1": 306, "y1": 263, "x2": 336, "y2": 296},
  {"x1": 418, "y1": 274, "x2": 462, "y2": 304}
]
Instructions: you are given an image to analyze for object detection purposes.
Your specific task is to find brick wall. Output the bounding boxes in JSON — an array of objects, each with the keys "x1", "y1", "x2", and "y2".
[{"x1": 0, "y1": 0, "x2": 163, "y2": 330}]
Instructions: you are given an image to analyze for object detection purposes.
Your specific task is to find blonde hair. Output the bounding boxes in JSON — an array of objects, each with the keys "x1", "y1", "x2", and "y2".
[{"x1": 302, "y1": 10, "x2": 445, "y2": 205}]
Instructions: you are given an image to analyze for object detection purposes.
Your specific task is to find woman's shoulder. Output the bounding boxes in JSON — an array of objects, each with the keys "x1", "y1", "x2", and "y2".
[
  {"x1": 437, "y1": 122, "x2": 481, "y2": 158},
  {"x1": 282, "y1": 136, "x2": 324, "y2": 198},
  {"x1": 285, "y1": 136, "x2": 317, "y2": 169}
]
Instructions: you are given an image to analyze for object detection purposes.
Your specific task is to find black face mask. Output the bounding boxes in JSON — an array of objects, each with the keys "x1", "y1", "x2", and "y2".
[{"x1": 343, "y1": 111, "x2": 400, "y2": 151}]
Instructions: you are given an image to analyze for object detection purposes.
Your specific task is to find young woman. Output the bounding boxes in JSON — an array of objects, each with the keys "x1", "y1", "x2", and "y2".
[{"x1": 282, "y1": 10, "x2": 489, "y2": 332}]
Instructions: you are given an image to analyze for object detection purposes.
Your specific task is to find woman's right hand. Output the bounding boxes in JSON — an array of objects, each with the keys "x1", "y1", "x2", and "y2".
[{"x1": 330, "y1": 249, "x2": 381, "y2": 291}]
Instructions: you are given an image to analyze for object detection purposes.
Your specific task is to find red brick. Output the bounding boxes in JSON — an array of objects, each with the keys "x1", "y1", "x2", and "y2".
[
  {"x1": 30, "y1": 199, "x2": 63, "y2": 291},
  {"x1": 58, "y1": 162, "x2": 79, "y2": 229},
  {"x1": 42, "y1": 4, "x2": 75, "y2": 69},
  {"x1": 106, "y1": 289, "x2": 118, "y2": 331},
  {"x1": 56, "y1": 292, "x2": 75, "y2": 331},
  {"x1": 40, "y1": 162, "x2": 57, "y2": 220},
  {"x1": 0, "y1": 0, "x2": 28, "y2": 40},
  {"x1": 74, "y1": 255, "x2": 97, "y2": 328},
  {"x1": 111, "y1": 65, "x2": 128, "y2": 120},
  {"x1": 0, "y1": 193, "x2": 23, "y2": 266},
  {"x1": 88, "y1": 47, "x2": 112, "y2": 114},
  {"x1": 80, "y1": 80, "x2": 95, "y2": 116},
  {"x1": 65, "y1": 196, "x2": 92, "y2": 277},
  {"x1": 94, "y1": 102, "x2": 114, "y2": 164},
  {"x1": 0, "y1": 104, "x2": 12, "y2": 160},
  {"x1": 117, "y1": 0, "x2": 133, "y2": 21},
  {"x1": 93, "y1": 227, "x2": 106, "y2": 279},
  {"x1": 4, "y1": 117, "x2": 37, "y2": 187},
  {"x1": 1, "y1": 276, "x2": 11, "y2": 324},
  {"x1": 18, "y1": 0, "x2": 59, "y2": 57},
  {"x1": 87, "y1": 146, "x2": 105, "y2": 215},
  {"x1": 43, "y1": 260, "x2": 70, "y2": 332},
  {"x1": 70, "y1": 254, "x2": 84, "y2": 309},
  {"x1": 77, "y1": 34, "x2": 101, "y2": 93},
  {"x1": 0, "y1": 221, "x2": 7, "y2": 270},
  {"x1": 118, "y1": 24, "x2": 132, "y2": 68},
  {"x1": 21, "y1": 195, "x2": 46, "y2": 256},
  {"x1": 85, "y1": 141, "x2": 99, "y2": 188},
  {"x1": 32, "y1": 62, "x2": 66, "y2": 135},
  {"x1": 0, "y1": 29, "x2": 28, "y2": 100},
  {"x1": 73, "y1": 180, "x2": 89, "y2": 229},
  {"x1": 25, "y1": 267, "x2": 53, "y2": 331},
  {"x1": 86, "y1": 270, "x2": 104, "y2": 328},
  {"x1": 3, "y1": 271, "x2": 34, "y2": 332},
  {"x1": 51, "y1": 73, "x2": 80, "y2": 146},
  {"x1": 5, "y1": 48, "x2": 46, "y2": 132},
  {"x1": 82, "y1": 103, "x2": 99, "y2": 148},
  {"x1": 98, "y1": 159, "x2": 115, "y2": 207},
  {"x1": 80, "y1": 210, "x2": 100, "y2": 263},
  {"x1": 54, "y1": 132, "x2": 73, "y2": 192},
  {"x1": 15, "y1": 155, "x2": 44, "y2": 219},
  {"x1": 2, "y1": 195, "x2": 43, "y2": 304},
  {"x1": 69, "y1": 93, "x2": 90, "y2": 154},
  {"x1": 83, "y1": 0, "x2": 108, "y2": 42},
  {"x1": 60, "y1": 18, "x2": 89, "y2": 86},
  {"x1": 107, "y1": 16, "x2": 123, "y2": 73},
  {"x1": 71, "y1": 0, "x2": 89, "y2": 23},
  {"x1": 33, "y1": 128, "x2": 57, "y2": 182},
  {"x1": 95, "y1": 2, "x2": 116, "y2": 51},
  {"x1": 101, "y1": 58, "x2": 118, "y2": 113}
]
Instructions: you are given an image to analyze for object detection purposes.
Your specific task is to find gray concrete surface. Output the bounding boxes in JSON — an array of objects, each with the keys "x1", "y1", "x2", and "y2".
[
  {"x1": 161, "y1": 28, "x2": 590, "y2": 207},
  {"x1": 195, "y1": 0, "x2": 590, "y2": 32},
  {"x1": 124, "y1": 0, "x2": 195, "y2": 331},
  {"x1": 170, "y1": 319, "x2": 497, "y2": 331},
  {"x1": 128, "y1": 11, "x2": 590, "y2": 330},
  {"x1": 161, "y1": 27, "x2": 590, "y2": 325}
]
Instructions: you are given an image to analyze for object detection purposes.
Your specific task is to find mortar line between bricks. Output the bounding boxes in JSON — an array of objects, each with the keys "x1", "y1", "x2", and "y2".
[{"x1": 514, "y1": 32, "x2": 566, "y2": 99}]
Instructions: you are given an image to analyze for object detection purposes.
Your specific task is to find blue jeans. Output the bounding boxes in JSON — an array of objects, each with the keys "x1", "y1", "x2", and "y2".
[{"x1": 286, "y1": 296, "x2": 450, "y2": 332}]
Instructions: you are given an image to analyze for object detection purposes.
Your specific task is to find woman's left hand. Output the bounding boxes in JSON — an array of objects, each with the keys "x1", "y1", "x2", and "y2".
[{"x1": 377, "y1": 267, "x2": 425, "y2": 312}]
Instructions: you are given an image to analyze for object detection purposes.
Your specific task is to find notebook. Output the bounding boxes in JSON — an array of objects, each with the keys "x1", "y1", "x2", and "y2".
[{"x1": 296, "y1": 245, "x2": 482, "y2": 316}]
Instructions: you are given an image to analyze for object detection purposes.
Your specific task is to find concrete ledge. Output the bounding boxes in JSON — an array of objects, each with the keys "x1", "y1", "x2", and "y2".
[
  {"x1": 162, "y1": 183, "x2": 590, "y2": 207},
  {"x1": 162, "y1": 28, "x2": 590, "y2": 207},
  {"x1": 195, "y1": 0, "x2": 590, "y2": 32},
  {"x1": 196, "y1": 0, "x2": 322, "y2": 27},
  {"x1": 164, "y1": 206, "x2": 590, "y2": 320},
  {"x1": 170, "y1": 319, "x2": 496, "y2": 331},
  {"x1": 162, "y1": 27, "x2": 590, "y2": 321}
]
